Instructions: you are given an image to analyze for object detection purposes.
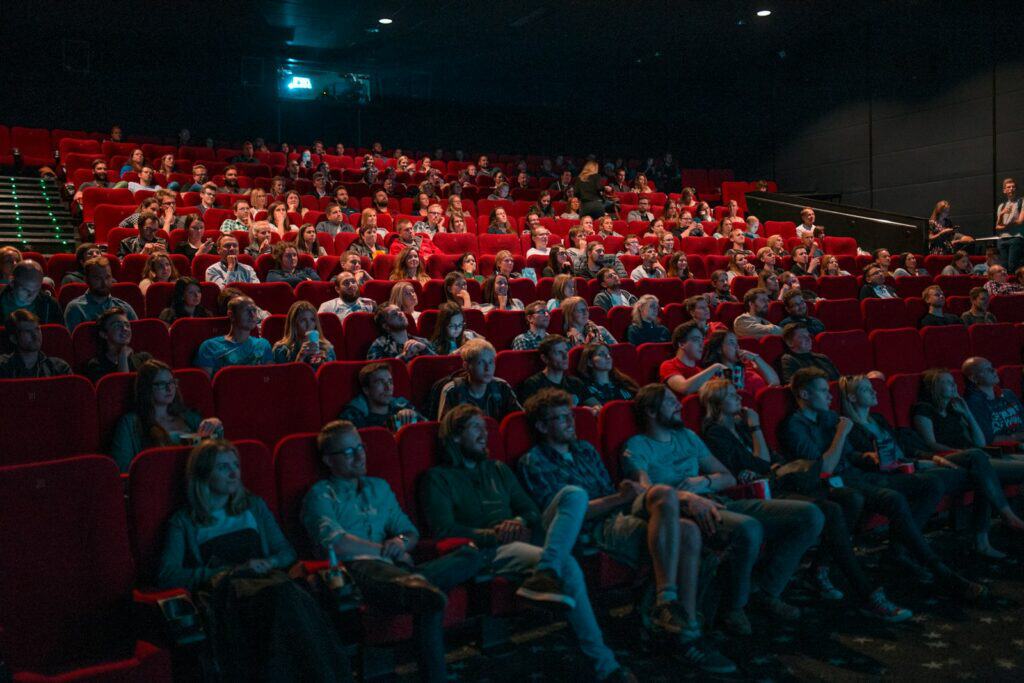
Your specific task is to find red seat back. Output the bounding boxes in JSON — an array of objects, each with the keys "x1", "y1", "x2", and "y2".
[
  {"x1": 814, "y1": 276, "x2": 858, "y2": 300},
  {"x1": 814, "y1": 298, "x2": 862, "y2": 331},
  {"x1": 500, "y1": 408, "x2": 598, "y2": 464},
  {"x1": 920, "y1": 325, "x2": 971, "y2": 370},
  {"x1": 861, "y1": 298, "x2": 910, "y2": 331},
  {"x1": 169, "y1": 317, "x2": 231, "y2": 368},
  {"x1": 0, "y1": 376, "x2": 99, "y2": 465},
  {"x1": 968, "y1": 323, "x2": 1020, "y2": 367},
  {"x1": 815, "y1": 330, "x2": 872, "y2": 375},
  {"x1": 886, "y1": 373, "x2": 924, "y2": 428},
  {"x1": 214, "y1": 363, "x2": 320, "y2": 445},
  {"x1": 317, "y1": 359, "x2": 412, "y2": 424},
  {"x1": 870, "y1": 328, "x2": 926, "y2": 376}
]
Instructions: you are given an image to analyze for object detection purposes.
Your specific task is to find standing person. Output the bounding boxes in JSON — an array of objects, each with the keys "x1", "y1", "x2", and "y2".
[
  {"x1": 573, "y1": 161, "x2": 607, "y2": 219},
  {"x1": 159, "y1": 440, "x2": 352, "y2": 681},
  {"x1": 302, "y1": 421, "x2": 484, "y2": 683},
  {"x1": 517, "y1": 389, "x2": 737, "y2": 674},
  {"x1": 995, "y1": 178, "x2": 1024, "y2": 273},
  {"x1": 422, "y1": 405, "x2": 637, "y2": 682},
  {"x1": 701, "y1": 379, "x2": 912, "y2": 621}
]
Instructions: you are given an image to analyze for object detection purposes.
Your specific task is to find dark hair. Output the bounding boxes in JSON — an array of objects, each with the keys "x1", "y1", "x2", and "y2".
[
  {"x1": 441, "y1": 272, "x2": 467, "y2": 305},
  {"x1": 538, "y1": 333, "x2": 569, "y2": 358},
  {"x1": 481, "y1": 274, "x2": 512, "y2": 308},
  {"x1": 75, "y1": 242, "x2": 99, "y2": 266},
  {"x1": 790, "y1": 366, "x2": 828, "y2": 400},
  {"x1": 576, "y1": 343, "x2": 638, "y2": 395},
  {"x1": 781, "y1": 288, "x2": 804, "y2": 307},
  {"x1": 671, "y1": 320, "x2": 702, "y2": 348},
  {"x1": 546, "y1": 246, "x2": 574, "y2": 275},
  {"x1": 456, "y1": 252, "x2": 476, "y2": 273},
  {"x1": 134, "y1": 360, "x2": 189, "y2": 449},
  {"x1": 523, "y1": 387, "x2": 575, "y2": 437},
  {"x1": 633, "y1": 383, "x2": 668, "y2": 428},
  {"x1": 357, "y1": 362, "x2": 391, "y2": 390},
  {"x1": 743, "y1": 287, "x2": 768, "y2": 307},
  {"x1": 429, "y1": 302, "x2": 468, "y2": 349},
  {"x1": 781, "y1": 322, "x2": 809, "y2": 343},
  {"x1": 95, "y1": 307, "x2": 129, "y2": 356},
  {"x1": 700, "y1": 330, "x2": 733, "y2": 366},
  {"x1": 168, "y1": 276, "x2": 208, "y2": 319},
  {"x1": 6, "y1": 309, "x2": 39, "y2": 338},
  {"x1": 969, "y1": 286, "x2": 987, "y2": 301}
]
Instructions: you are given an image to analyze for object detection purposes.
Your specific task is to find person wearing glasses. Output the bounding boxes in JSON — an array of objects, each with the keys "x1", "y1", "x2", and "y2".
[
  {"x1": 196, "y1": 183, "x2": 219, "y2": 217},
  {"x1": 413, "y1": 203, "x2": 446, "y2": 236},
  {"x1": 110, "y1": 359, "x2": 223, "y2": 471},
  {"x1": 302, "y1": 420, "x2": 484, "y2": 683}
]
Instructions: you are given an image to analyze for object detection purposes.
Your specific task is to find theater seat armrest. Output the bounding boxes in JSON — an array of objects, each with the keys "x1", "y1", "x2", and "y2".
[{"x1": 722, "y1": 483, "x2": 769, "y2": 500}]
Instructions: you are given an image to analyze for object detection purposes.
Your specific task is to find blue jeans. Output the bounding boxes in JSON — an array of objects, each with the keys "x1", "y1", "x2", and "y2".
[
  {"x1": 718, "y1": 499, "x2": 824, "y2": 609},
  {"x1": 491, "y1": 485, "x2": 619, "y2": 680},
  {"x1": 998, "y1": 236, "x2": 1024, "y2": 273}
]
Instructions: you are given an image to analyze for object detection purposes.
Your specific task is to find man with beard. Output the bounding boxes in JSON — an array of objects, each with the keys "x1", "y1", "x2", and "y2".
[
  {"x1": 218, "y1": 165, "x2": 249, "y2": 195},
  {"x1": 318, "y1": 271, "x2": 376, "y2": 322},
  {"x1": 73, "y1": 159, "x2": 113, "y2": 205},
  {"x1": 366, "y1": 304, "x2": 435, "y2": 361}
]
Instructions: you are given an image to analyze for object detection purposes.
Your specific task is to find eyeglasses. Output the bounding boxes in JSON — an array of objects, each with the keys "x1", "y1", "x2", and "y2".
[
  {"x1": 152, "y1": 379, "x2": 180, "y2": 390},
  {"x1": 324, "y1": 443, "x2": 366, "y2": 459}
]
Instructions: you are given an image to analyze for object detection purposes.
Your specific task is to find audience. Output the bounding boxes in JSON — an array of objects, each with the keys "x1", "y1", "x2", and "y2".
[
  {"x1": 779, "y1": 323, "x2": 839, "y2": 382},
  {"x1": 422, "y1": 405, "x2": 635, "y2": 682},
  {"x1": 317, "y1": 272, "x2": 376, "y2": 322},
  {"x1": 511, "y1": 300, "x2": 550, "y2": 351},
  {"x1": 0, "y1": 310, "x2": 71, "y2": 378},
  {"x1": 577, "y1": 242, "x2": 627, "y2": 279},
  {"x1": 158, "y1": 277, "x2": 209, "y2": 324},
  {"x1": 918, "y1": 285, "x2": 962, "y2": 326},
  {"x1": 684, "y1": 295, "x2": 726, "y2": 335},
  {"x1": 0, "y1": 261, "x2": 62, "y2": 324},
  {"x1": 984, "y1": 264, "x2": 1024, "y2": 296},
  {"x1": 266, "y1": 242, "x2": 318, "y2": 286},
  {"x1": 480, "y1": 274, "x2": 524, "y2": 312},
  {"x1": 61, "y1": 242, "x2": 103, "y2": 285},
  {"x1": 65, "y1": 256, "x2": 139, "y2": 331},
  {"x1": 271, "y1": 301, "x2": 336, "y2": 366},
  {"x1": 592, "y1": 268, "x2": 637, "y2": 311},
  {"x1": 546, "y1": 273, "x2": 577, "y2": 310},
  {"x1": 733, "y1": 288, "x2": 782, "y2": 339},
  {"x1": 301, "y1": 420, "x2": 484, "y2": 683},
  {"x1": 159, "y1": 439, "x2": 350, "y2": 681},
  {"x1": 858, "y1": 266, "x2": 897, "y2": 299},
  {"x1": 779, "y1": 368, "x2": 985, "y2": 600},
  {"x1": 623, "y1": 383, "x2": 824, "y2": 630},
  {"x1": 440, "y1": 272, "x2": 473, "y2": 309},
  {"x1": 940, "y1": 250, "x2": 974, "y2": 276},
  {"x1": 630, "y1": 245, "x2": 667, "y2": 281},
  {"x1": 700, "y1": 379, "x2": 912, "y2": 620},
  {"x1": 962, "y1": 357, "x2": 1024, "y2": 447},
  {"x1": 338, "y1": 363, "x2": 424, "y2": 430},
  {"x1": 710, "y1": 270, "x2": 735, "y2": 302},
  {"x1": 82, "y1": 307, "x2": 152, "y2": 382},
  {"x1": 626, "y1": 294, "x2": 669, "y2": 345},
  {"x1": 205, "y1": 235, "x2": 259, "y2": 287},
  {"x1": 390, "y1": 246, "x2": 431, "y2": 285},
  {"x1": 389, "y1": 281, "x2": 420, "y2": 323},
  {"x1": 576, "y1": 342, "x2": 638, "y2": 404},
  {"x1": 517, "y1": 334, "x2": 596, "y2": 409},
  {"x1": 436, "y1": 339, "x2": 520, "y2": 420},
  {"x1": 543, "y1": 247, "x2": 576, "y2": 278},
  {"x1": 429, "y1": 302, "x2": 482, "y2": 354},
  {"x1": 893, "y1": 253, "x2": 929, "y2": 277},
  {"x1": 366, "y1": 304, "x2": 435, "y2": 361},
  {"x1": 517, "y1": 388, "x2": 736, "y2": 673},
  {"x1": 118, "y1": 212, "x2": 167, "y2": 256},
  {"x1": 195, "y1": 295, "x2": 273, "y2": 376},
  {"x1": 561, "y1": 296, "x2": 616, "y2": 345}
]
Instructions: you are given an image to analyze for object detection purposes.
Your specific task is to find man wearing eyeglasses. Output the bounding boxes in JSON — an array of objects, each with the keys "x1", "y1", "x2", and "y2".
[
  {"x1": 183, "y1": 164, "x2": 209, "y2": 192},
  {"x1": 303, "y1": 420, "x2": 484, "y2": 683},
  {"x1": 413, "y1": 203, "x2": 445, "y2": 237},
  {"x1": 197, "y1": 183, "x2": 219, "y2": 217}
]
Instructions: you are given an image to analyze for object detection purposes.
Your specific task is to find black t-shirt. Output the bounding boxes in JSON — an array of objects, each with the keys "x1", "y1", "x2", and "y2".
[
  {"x1": 780, "y1": 352, "x2": 840, "y2": 383},
  {"x1": 910, "y1": 402, "x2": 972, "y2": 450},
  {"x1": 517, "y1": 372, "x2": 589, "y2": 406},
  {"x1": 83, "y1": 351, "x2": 153, "y2": 383},
  {"x1": 702, "y1": 420, "x2": 771, "y2": 477},
  {"x1": 919, "y1": 312, "x2": 963, "y2": 327}
]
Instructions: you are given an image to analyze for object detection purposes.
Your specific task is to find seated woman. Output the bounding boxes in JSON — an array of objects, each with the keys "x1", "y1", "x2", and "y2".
[
  {"x1": 267, "y1": 241, "x2": 319, "y2": 286},
  {"x1": 701, "y1": 378, "x2": 913, "y2": 621},
  {"x1": 157, "y1": 440, "x2": 351, "y2": 681},
  {"x1": 756, "y1": 270, "x2": 781, "y2": 300},
  {"x1": 480, "y1": 274, "x2": 524, "y2": 312},
  {"x1": 819, "y1": 254, "x2": 850, "y2": 277},
  {"x1": 542, "y1": 246, "x2": 575, "y2": 277},
  {"x1": 456, "y1": 252, "x2": 484, "y2": 283},
  {"x1": 561, "y1": 295, "x2": 616, "y2": 346},
  {"x1": 266, "y1": 201, "x2": 295, "y2": 237},
  {"x1": 546, "y1": 273, "x2": 576, "y2": 311},
  {"x1": 893, "y1": 253, "x2": 929, "y2": 278},
  {"x1": 766, "y1": 234, "x2": 787, "y2": 257},
  {"x1": 441, "y1": 271, "x2": 473, "y2": 308},
  {"x1": 139, "y1": 252, "x2": 179, "y2": 295},
  {"x1": 778, "y1": 271, "x2": 805, "y2": 300},
  {"x1": 626, "y1": 294, "x2": 670, "y2": 345},
  {"x1": 755, "y1": 247, "x2": 784, "y2": 275},
  {"x1": 448, "y1": 214, "x2": 469, "y2": 234},
  {"x1": 908, "y1": 369, "x2": 1024, "y2": 558},
  {"x1": 666, "y1": 251, "x2": 692, "y2": 281},
  {"x1": 248, "y1": 188, "x2": 268, "y2": 219},
  {"x1": 492, "y1": 249, "x2": 523, "y2": 280},
  {"x1": 701, "y1": 329, "x2": 779, "y2": 402},
  {"x1": 389, "y1": 247, "x2": 431, "y2": 285},
  {"x1": 487, "y1": 206, "x2": 514, "y2": 235},
  {"x1": 244, "y1": 221, "x2": 275, "y2": 259},
  {"x1": 159, "y1": 277, "x2": 210, "y2": 324},
  {"x1": 526, "y1": 226, "x2": 552, "y2": 257},
  {"x1": 576, "y1": 342, "x2": 638, "y2": 405},
  {"x1": 445, "y1": 195, "x2": 470, "y2": 222},
  {"x1": 429, "y1": 301, "x2": 483, "y2": 354},
  {"x1": 595, "y1": 215, "x2": 621, "y2": 238},
  {"x1": 83, "y1": 307, "x2": 153, "y2": 383},
  {"x1": 559, "y1": 196, "x2": 582, "y2": 220},
  {"x1": 725, "y1": 252, "x2": 756, "y2": 282},
  {"x1": 175, "y1": 216, "x2": 215, "y2": 261},
  {"x1": 940, "y1": 250, "x2": 974, "y2": 276},
  {"x1": 294, "y1": 224, "x2": 327, "y2": 257},
  {"x1": 271, "y1": 301, "x2": 336, "y2": 367},
  {"x1": 388, "y1": 281, "x2": 421, "y2": 322},
  {"x1": 110, "y1": 360, "x2": 223, "y2": 471},
  {"x1": 284, "y1": 190, "x2": 309, "y2": 218}
]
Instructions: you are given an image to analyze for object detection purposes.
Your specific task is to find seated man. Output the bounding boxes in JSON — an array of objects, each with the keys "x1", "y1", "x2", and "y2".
[
  {"x1": 0, "y1": 260, "x2": 62, "y2": 324},
  {"x1": 366, "y1": 304, "x2": 435, "y2": 361},
  {"x1": 592, "y1": 268, "x2": 638, "y2": 311},
  {"x1": 333, "y1": 186, "x2": 360, "y2": 216},
  {"x1": 61, "y1": 242, "x2": 103, "y2": 285},
  {"x1": 83, "y1": 307, "x2": 152, "y2": 382},
  {"x1": 984, "y1": 264, "x2": 1024, "y2": 296},
  {"x1": 436, "y1": 339, "x2": 521, "y2": 420},
  {"x1": 511, "y1": 301, "x2": 551, "y2": 351},
  {"x1": 195, "y1": 295, "x2": 273, "y2": 376},
  {"x1": 962, "y1": 356, "x2": 1024, "y2": 446},
  {"x1": 516, "y1": 334, "x2": 598, "y2": 409},
  {"x1": 627, "y1": 197, "x2": 655, "y2": 223},
  {"x1": 423, "y1": 405, "x2": 635, "y2": 682},
  {"x1": 779, "y1": 323, "x2": 840, "y2": 383},
  {"x1": 413, "y1": 204, "x2": 445, "y2": 236},
  {"x1": 389, "y1": 218, "x2": 437, "y2": 258},
  {"x1": 517, "y1": 389, "x2": 736, "y2": 673},
  {"x1": 302, "y1": 420, "x2": 485, "y2": 683},
  {"x1": 659, "y1": 321, "x2": 728, "y2": 396},
  {"x1": 72, "y1": 159, "x2": 114, "y2": 208},
  {"x1": 0, "y1": 310, "x2": 71, "y2": 378},
  {"x1": 623, "y1": 383, "x2": 824, "y2": 631},
  {"x1": 919, "y1": 286, "x2": 962, "y2": 326},
  {"x1": 733, "y1": 288, "x2": 782, "y2": 339},
  {"x1": 576, "y1": 242, "x2": 627, "y2": 280},
  {"x1": 229, "y1": 141, "x2": 257, "y2": 164},
  {"x1": 872, "y1": 249, "x2": 893, "y2": 276},
  {"x1": 962, "y1": 286, "x2": 997, "y2": 325},
  {"x1": 788, "y1": 246, "x2": 819, "y2": 277},
  {"x1": 118, "y1": 211, "x2": 168, "y2": 257},
  {"x1": 858, "y1": 265, "x2": 897, "y2": 299},
  {"x1": 205, "y1": 235, "x2": 260, "y2": 287},
  {"x1": 318, "y1": 271, "x2": 376, "y2": 322},
  {"x1": 218, "y1": 165, "x2": 249, "y2": 195},
  {"x1": 64, "y1": 256, "x2": 139, "y2": 331},
  {"x1": 337, "y1": 250, "x2": 372, "y2": 287},
  {"x1": 777, "y1": 289, "x2": 824, "y2": 336},
  {"x1": 630, "y1": 245, "x2": 667, "y2": 281},
  {"x1": 316, "y1": 203, "x2": 353, "y2": 237},
  {"x1": 338, "y1": 362, "x2": 424, "y2": 430},
  {"x1": 779, "y1": 368, "x2": 984, "y2": 600}
]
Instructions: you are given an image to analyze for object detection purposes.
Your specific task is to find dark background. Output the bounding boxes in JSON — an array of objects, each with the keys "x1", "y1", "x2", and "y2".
[{"x1": 1, "y1": 1, "x2": 1020, "y2": 232}]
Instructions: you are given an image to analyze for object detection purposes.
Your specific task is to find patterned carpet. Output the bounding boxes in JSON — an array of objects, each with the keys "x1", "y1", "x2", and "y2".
[{"x1": 395, "y1": 523, "x2": 1024, "y2": 682}]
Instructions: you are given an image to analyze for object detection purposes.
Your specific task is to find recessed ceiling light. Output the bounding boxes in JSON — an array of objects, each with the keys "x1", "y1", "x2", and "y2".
[
  {"x1": 378, "y1": 17, "x2": 393, "y2": 25},
  {"x1": 756, "y1": 10, "x2": 772, "y2": 17}
]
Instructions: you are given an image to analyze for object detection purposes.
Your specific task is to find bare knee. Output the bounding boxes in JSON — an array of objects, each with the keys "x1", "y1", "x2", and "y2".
[{"x1": 646, "y1": 484, "x2": 679, "y2": 516}]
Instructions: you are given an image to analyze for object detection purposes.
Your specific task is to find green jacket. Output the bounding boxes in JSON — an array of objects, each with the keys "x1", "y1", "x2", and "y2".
[{"x1": 421, "y1": 440, "x2": 541, "y2": 546}]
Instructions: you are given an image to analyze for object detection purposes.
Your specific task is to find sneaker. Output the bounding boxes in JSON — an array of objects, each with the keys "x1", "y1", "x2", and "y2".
[
  {"x1": 648, "y1": 601, "x2": 686, "y2": 635},
  {"x1": 809, "y1": 566, "x2": 844, "y2": 601},
  {"x1": 884, "y1": 550, "x2": 934, "y2": 584},
  {"x1": 677, "y1": 637, "x2": 738, "y2": 675},
  {"x1": 861, "y1": 589, "x2": 913, "y2": 623},
  {"x1": 515, "y1": 569, "x2": 576, "y2": 611},
  {"x1": 721, "y1": 608, "x2": 752, "y2": 636},
  {"x1": 390, "y1": 574, "x2": 447, "y2": 614},
  {"x1": 752, "y1": 594, "x2": 801, "y2": 621}
]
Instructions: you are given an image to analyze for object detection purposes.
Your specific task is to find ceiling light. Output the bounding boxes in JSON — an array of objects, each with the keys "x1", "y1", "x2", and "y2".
[
  {"x1": 378, "y1": 17, "x2": 393, "y2": 24},
  {"x1": 756, "y1": 10, "x2": 772, "y2": 17}
]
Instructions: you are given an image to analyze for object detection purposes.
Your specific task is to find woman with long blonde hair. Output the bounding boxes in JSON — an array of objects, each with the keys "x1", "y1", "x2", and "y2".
[
  {"x1": 272, "y1": 300, "x2": 335, "y2": 366},
  {"x1": 573, "y1": 160, "x2": 606, "y2": 219},
  {"x1": 389, "y1": 247, "x2": 430, "y2": 284}
]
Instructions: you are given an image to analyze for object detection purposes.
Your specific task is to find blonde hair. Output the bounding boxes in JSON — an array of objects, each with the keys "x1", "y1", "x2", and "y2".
[
  {"x1": 838, "y1": 374, "x2": 872, "y2": 425},
  {"x1": 560, "y1": 295, "x2": 588, "y2": 332},
  {"x1": 388, "y1": 281, "x2": 418, "y2": 312},
  {"x1": 631, "y1": 294, "x2": 660, "y2": 326},
  {"x1": 698, "y1": 377, "x2": 734, "y2": 423},
  {"x1": 578, "y1": 160, "x2": 599, "y2": 181},
  {"x1": 550, "y1": 274, "x2": 575, "y2": 302},
  {"x1": 186, "y1": 440, "x2": 252, "y2": 525},
  {"x1": 273, "y1": 300, "x2": 331, "y2": 355},
  {"x1": 459, "y1": 337, "x2": 496, "y2": 363}
]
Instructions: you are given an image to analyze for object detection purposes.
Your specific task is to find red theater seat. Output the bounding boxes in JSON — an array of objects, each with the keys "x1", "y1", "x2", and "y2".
[
  {"x1": 0, "y1": 456, "x2": 172, "y2": 680},
  {"x1": 71, "y1": 318, "x2": 172, "y2": 371},
  {"x1": 861, "y1": 298, "x2": 911, "y2": 331},
  {"x1": 920, "y1": 324, "x2": 971, "y2": 369},
  {"x1": 169, "y1": 317, "x2": 231, "y2": 368},
  {"x1": 317, "y1": 359, "x2": 412, "y2": 424},
  {"x1": 214, "y1": 363, "x2": 320, "y2": 444},
  {"x1": 495, "y1": 349, "x2": 544, "y2": 392},
  {"x1": 342, "y1": 311, "x2": 380, "y2": 360},
  {"x1": 815, "y1": 330, "x2": 873, "y2": 375},
  {"x1": 968, "y1": 323, "x2": 1020, "y2": 367},
  {"x1": 0, "y1": 375, "x2": 99, "y2": 465},
  {"x1": 814, "y1": 298, "x2": 863, "y2": 332},
  {"x1": 500, "y1": 408, "x2": 598, "y2": 464},
  {"x1": 871, "y1": 328, "x2": 926, "y2": 376}
]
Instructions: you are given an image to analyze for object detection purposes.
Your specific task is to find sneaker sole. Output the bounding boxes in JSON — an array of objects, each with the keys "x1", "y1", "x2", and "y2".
[{"x1": 515, "y1": 586, "x2": 576, "y2": 611}]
